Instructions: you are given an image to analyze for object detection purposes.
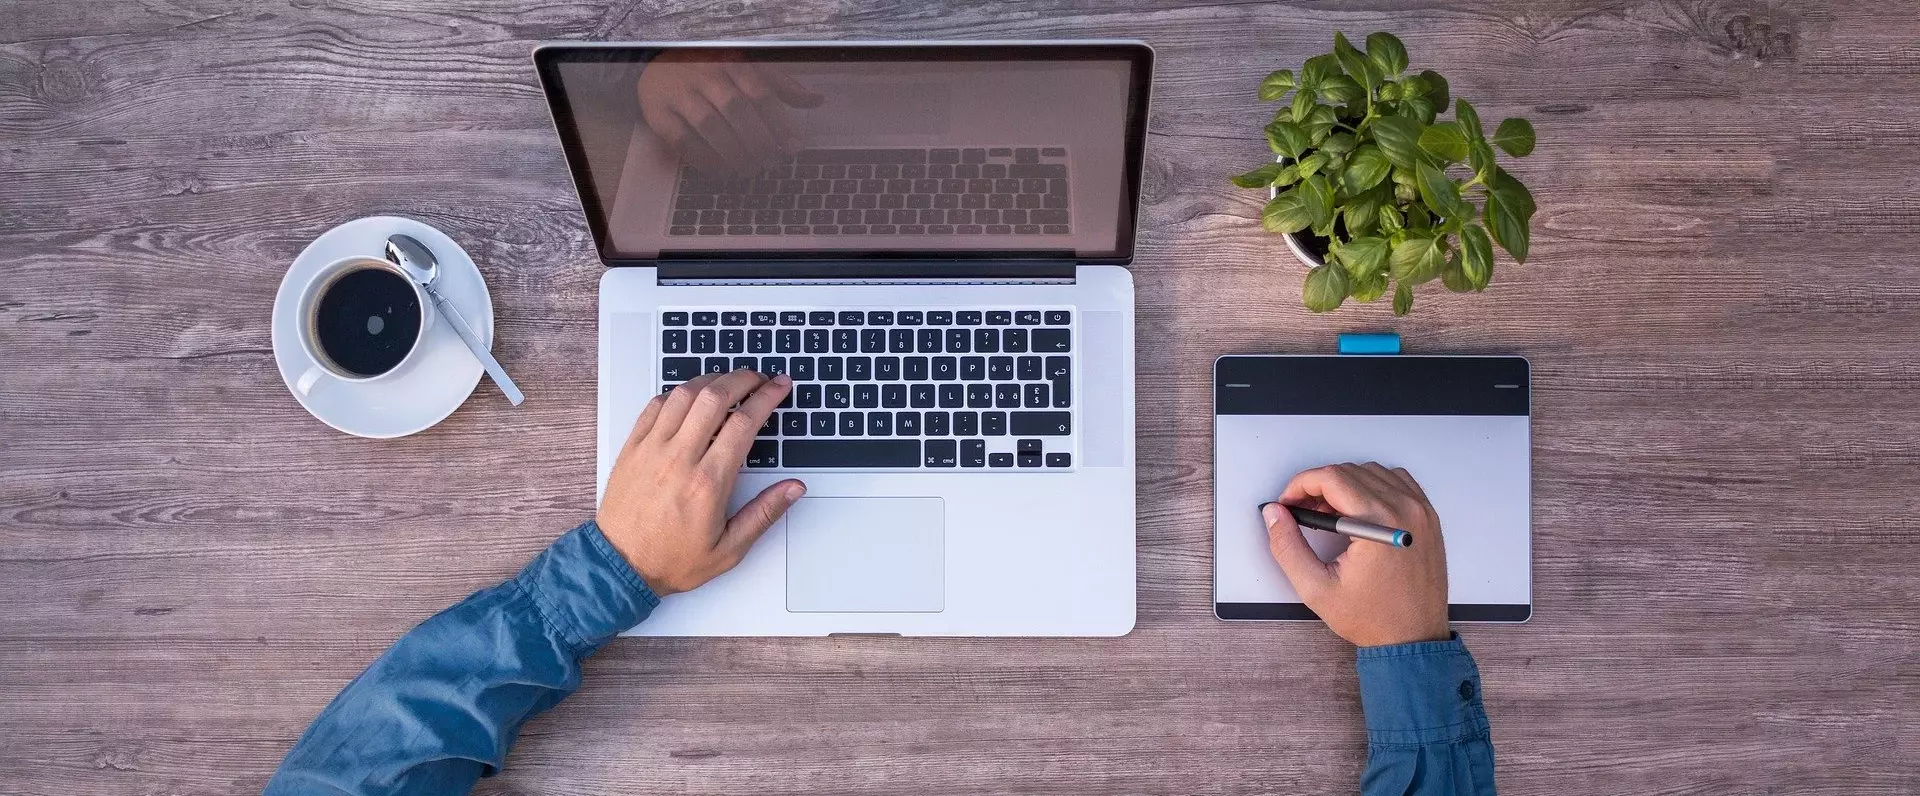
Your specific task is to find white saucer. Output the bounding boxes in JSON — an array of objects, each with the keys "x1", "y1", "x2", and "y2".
[{"x1": 272, "y1": 216, "x2": 495, "y2": 438}]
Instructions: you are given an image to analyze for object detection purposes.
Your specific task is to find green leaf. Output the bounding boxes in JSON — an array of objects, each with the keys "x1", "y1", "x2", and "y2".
[
  {"x1": 1441, "y1": 249, "x2": 1475, "y2": 293},
  {"x1": 1378, "y1": 204, "x2": 1405, "y2": 234},
  {"x1": 1420, "y1": 69, "x2": 1449, "y2": 109},
  {"x1": 1311, "y1": 216, "x2": 1338, "y2": 239},
  {"x1": 1367, "y1": 32, "x2": 1409, "y2": 76},
  {"x1": 1258, "y1": 69, "x2": 1296, "y2": 101},
  {"x1": 1321, "y1": 132, "x2": 1357, "y2": 155},
  {"x1": 1455, "y1": 98, "x2": 1483, "y2": 140},
  {"x1": 1399, "y1": 96, "x2": 1436, "y2": 124},
  {"x1": 1302, "y1": 54, "x2": 1339, "y2": 89},
  {"x1": 1467, "y1": 139, "x2": 1496, "y2": 180},
  {"x1": 1265, "y1": 120, "x2": 1311, "y2": 158},
  {"x1": 1483, "y1": 194, "x2": 1531, "y2": 264},
  {"x1": 1351, "y1": 271, "x2": 1389, "y2": 302},
  {"x1": 1303, "y1": 264, "x2": 1350, "y2": 312},
  {"x1": 1303, "y1": 105, "x2": 1340, "y2": 141},
  {"x1": 1390, "y1": 234, "x2": 1445, "y2": 283},
  {"x1": 1295, "y1": 151, "x2": 1329, "y2": 177},
  {"x1": 1342, "y1": 146, "x2": 1391, "y2": 194},
  {"x1": 1231, "y1": 162, "x2": 1288, "y2": 189},
  {"x1": 1337, "y1": 235, "x2": 1391, "y2": 280},
  {"x1": 1493, "y1": 117, "x2": 1535, "y2": 157},
  {"x1": 1343, "y1": 199, "x2": 1378, "y2": 237},
  {"x1": 1416, "y1": 161, "x2": 1468, "y2": 219},
  {"x1": 1371, "y1": 116, "x2": 1426, "y2": 169},
  {"x1": 1298, "y1": 174, "x2": 1336, "y2": 226},
  {"x1": 1290, "y1": 90, "x2": 1315, "y2": 123},
  {"x1": 1417, "y1": 121, "x2": 1470, "y2": 164},
  {"x1": 1399, "y1": 73, "x2": 1430, "y2": 99},
  {"x1": 1262, "y1": 189, "x2": 1316, "y2": 234},
  {"x1": 1392, "y1": 281, "x2": 1414, "y2": 315},
  {"x1": 1378, "y1": 82, "x2": 1402, "y2": 101},
  {"x1": 1333, "y1": 32, "x2": 1377, "y2": 88},
  {"x1": 1319, "y1": 74, "x2": 1364, "y2": 104},
  {"x1": 1489, "y1": 167, "x2": 1537, "y2": 217},
  {"x1": 1460, "y1": 223, "x2": 1494, "y2": 290}
]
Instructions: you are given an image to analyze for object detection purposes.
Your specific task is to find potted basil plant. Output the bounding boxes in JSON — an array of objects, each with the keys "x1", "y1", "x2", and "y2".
[{"x1": 1234, "y1": 32, "x2": 1539, "y2": 315}]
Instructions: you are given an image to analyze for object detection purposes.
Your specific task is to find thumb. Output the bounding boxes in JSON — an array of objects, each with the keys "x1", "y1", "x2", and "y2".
[
  {"x1": 1262, "y1": 502, "x2": 1334, "y2": 601},
  {"x1": 766, "y1": 69, "x2": 825, "y2": 108},
  {"x1": 720, "y1": 479, "x2": 807, "y2": 556}
]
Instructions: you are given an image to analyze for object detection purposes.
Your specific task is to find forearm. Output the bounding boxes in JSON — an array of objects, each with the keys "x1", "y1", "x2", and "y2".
[
  {"x1": 1356, "y1": 634, "x2": 1496, "y2": 796},
  {"x1": 266, "y1": 521, "x2": 657, "y2": 796}
]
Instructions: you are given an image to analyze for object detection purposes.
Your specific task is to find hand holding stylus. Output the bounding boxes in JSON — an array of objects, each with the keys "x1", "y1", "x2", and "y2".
[{"x1": 1262, "y1": 462, "x2": 1451, "y2": 647}]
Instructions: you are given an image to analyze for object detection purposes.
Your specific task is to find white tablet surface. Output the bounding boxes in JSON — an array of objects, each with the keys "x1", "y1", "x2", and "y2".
[{"x1": 1213, "y1": 355, "x2": 1532, "y2": 622}]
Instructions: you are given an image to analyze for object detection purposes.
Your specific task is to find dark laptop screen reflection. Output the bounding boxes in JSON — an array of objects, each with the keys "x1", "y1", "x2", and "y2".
[{"x1": 551, "y1": 46, "x2": 1144, "y2": 261}]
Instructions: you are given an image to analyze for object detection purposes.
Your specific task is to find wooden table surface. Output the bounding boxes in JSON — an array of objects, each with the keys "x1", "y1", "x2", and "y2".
[{"x1": 4, "y1": 2, "x2": 1917, "y2": 794}]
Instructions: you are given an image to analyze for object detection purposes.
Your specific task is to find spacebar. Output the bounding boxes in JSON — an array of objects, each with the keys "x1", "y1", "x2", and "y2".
[{"x1": 782, "y1": 440, "x2": 922, "y2": 467}]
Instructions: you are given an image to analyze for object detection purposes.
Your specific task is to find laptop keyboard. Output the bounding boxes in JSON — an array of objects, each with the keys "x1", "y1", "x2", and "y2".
[
  {"x1": 668, "y1": 147, "x2": 1072, "y2": 237},
  {"x1": 659, "y1": 308, "x2": 1075, "y2": 470}
]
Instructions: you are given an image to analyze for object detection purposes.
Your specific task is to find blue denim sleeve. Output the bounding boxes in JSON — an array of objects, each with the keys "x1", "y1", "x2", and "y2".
[
  {"x1": 1355, "y1": 634, "x2": 1496, "y2": 796},
  {"x1": 264, "y1": 520, "x2": 657, "y2": 796}
]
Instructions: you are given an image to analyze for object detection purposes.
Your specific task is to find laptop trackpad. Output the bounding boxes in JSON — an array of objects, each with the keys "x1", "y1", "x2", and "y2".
[{"x1": 786, "y1": 497, "x2": 944, "y2": 613}]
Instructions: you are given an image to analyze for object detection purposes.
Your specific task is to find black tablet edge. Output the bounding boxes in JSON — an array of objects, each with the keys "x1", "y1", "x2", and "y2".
[{"x1": 1214, "y1": 602, "x2": 1532, "y2": 623}]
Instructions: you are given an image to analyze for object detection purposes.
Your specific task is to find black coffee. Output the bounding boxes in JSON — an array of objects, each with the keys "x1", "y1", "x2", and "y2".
[{"x1": 313, "y1": 266, "x2": 422, "y2": 377}]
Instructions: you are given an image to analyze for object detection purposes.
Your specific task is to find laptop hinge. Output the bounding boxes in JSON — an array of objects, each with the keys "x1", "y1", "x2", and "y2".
[{"x1": 654, "y1": 259, "x2": 1077, "y2": 285}]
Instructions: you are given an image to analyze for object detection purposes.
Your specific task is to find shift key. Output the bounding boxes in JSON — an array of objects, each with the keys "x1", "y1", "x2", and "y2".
[{"x1": 1010, "y1": 411, "x2": 1072, "y2": 436}]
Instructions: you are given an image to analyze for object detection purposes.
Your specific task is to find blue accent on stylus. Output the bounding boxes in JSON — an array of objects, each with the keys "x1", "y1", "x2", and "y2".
[
  {"x1": 1393, "y1": 530, "x2": 1412, "y2": 547},
  {"x1": 1337, "y1": 332, "x2": 1401, "y2": 355}
]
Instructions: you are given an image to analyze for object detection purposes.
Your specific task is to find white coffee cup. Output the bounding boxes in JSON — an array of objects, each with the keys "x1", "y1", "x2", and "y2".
[{"x1": 294, "y1": 255, "x2": 435, "y2": 395}]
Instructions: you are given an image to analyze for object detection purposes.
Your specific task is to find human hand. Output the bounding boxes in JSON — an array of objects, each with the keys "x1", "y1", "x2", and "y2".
[
  {"x1": 636, "y1": 50, "x2": 825, "y2": 175},
  {"x1": 596, "y1": 369, "x2": 805, "y2": 596},
  {"x1": 1262, "y1": 462, "x2": 1450, "y2": 647}
]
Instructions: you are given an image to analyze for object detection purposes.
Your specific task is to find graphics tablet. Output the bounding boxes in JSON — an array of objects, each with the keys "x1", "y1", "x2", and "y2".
[{"x1": 1212, "y1": 355, "x2": 1532, "y2": 622}]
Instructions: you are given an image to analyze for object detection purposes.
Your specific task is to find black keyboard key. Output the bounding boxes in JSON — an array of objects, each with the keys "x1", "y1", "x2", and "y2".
[
  {"x1": 692, "y1": 329, "x2": 716, "y2": 353},
  {"x1": 973, "y1": 328, "x2": 998, "y2": 353},
  {"x1": 927, "y1": 310, "x2": 954, "y2": 325},
  {"x1": 898, "y1": 310, "x2": 924, "y2": 325},
  {"x1": 868, "y1": 412, "x2": 893, "y2": 436},
  {"x1": 811, "y1": 411, "x2": 835, "y2": 435},
  {"x1": 1009, "y1": 163, "x2": 1066, "y2": 179},
  {"x1": 783, "y1": 411, "x2": 808, "y2": 436},
  {"x1": 780, "y1": 311, "x2": 807, "y2": 326},
  {"x1": 917, "y1": 328, "x2": 943, "y2": 353},
  {"x1": 838, "y1": 310, "x2": 864, "y2": 326},
  {"x1": 986, "y1": 311, "x2": 1012, "y2": 325},
  {"x1": 751, "y1": 311, "x2": 777, "y2": 326},
  {"x1": 776, "y1": 329, "x2": 800, "y2": 353},
  {"x1": 946, "y1": 328, "x2": 971, "y2": 353},
  {"x1": 704, "y1": 356, "x2": 730, "y2": 375},
  {"x1": 791, "y1": 357, "x2": 816, "y2": 381},
  {"x1": 962, "y1": 439, "x2": 987, "y2": 468},
  {"x1": 819, "y1": 357, "x2": 844, "y2": 380},
  {"x1": 895, "y1": 411, "x2": 921, "y2": 435},
  {"x1": 720, "y1": 329, "x2": 745, "y2": 353},
  {"x1": 663, "y1": 329, "x2": 688, "y2": 353},
  {"x1": 957, "y1": 310, "x2": 982, "y2": 325},
  {"x1": 733, "y1": 356, "x2": 757, "y2": 372},
  {"x1": 1015, "y1": 310, "x2": 1042, "y2": 325},
  {"x1": 664, "y1": 312, "x2": 690, "y2": 326},
  {"x1": 1041, "y1": 146, "x2": 1066, "y2": 157},
  {"x1": 826, "y1": 384, "x2": 851, "y2": 408},
  {"x1": 961, "y1": 384, "x2": 989, "y2": 408},
  {"x1": 990, "y1": 453, "x2": 1015, "y2": 468},
  {"x1": 1047, "y1": 356, "x2": 1071, "y2": 407},
  {"x1": 1018, "y1": 439, "x2": 1043, "y2": 455},
  {"x1": 867, "y1": 311, "x2": 894, "y2": 325},
  {"x1": 954, "y1": 411, "x2": 979, "y2": 436},
  {"x1": 760, "y1": 356, "x2": 787, "y2": 377},
  {"x1": 662, "y1": 357, "x2": 700, "y2": 381},
  {"x1": 1045, "y1": 310, "x2": 1071, "y2": 325},
  {"x1": 1018, "y1": 356, "x2": 1043, "y2": 380},
  {"x1": 910, "y1": 383, "x2": 936, "y2": 408},
  {"x1": 999, "y1": 383, "x2": 1023, "y2": 408},
  {"x1": 1032, "y1": 329, "x2": 1070, "y2": 352},
  {"x1": 830, "y1": 328, "x2": 856, "y2": 353},
  {"x1": 839, "y1": 412, "x2": 864, "y2": 436},
  {"x1": 932, "y1": 356, "x2": 958, "y2": 381},
  {"x1": 746, "y1": 439, "x2": 779, "y2": 467},
  {"x1": 889, "y1": 328, "x2": 914, "y2": 353},
  {"x1": 924, "y1": 439, "x2": 958, "y2": 467},
  {"x1": 925, "y1": 411, "x2": 950, "y2": 436},
  {"x1": 722, "y1": 311, "x2": 748, "y2": 326},
  {"x1": 693, "y1": 311, "x2": 719, "y2": 326},
  {"x1": 905, "y1": 356, "x2": 929, "y2": 380},
  {"x1": 809, "y1": 311, "x2": 835, "y2": 326},
  {"x1": 1014, "y1": 147, "x2": 1039, "y2": 164},
  {"x1": 956, "y1": 356, "x2": 982, "y2": 380},
  {"x1": 758, "y1": 413, "x2": 778, "y2": 437},
  {"x1": 796, "y1": 383, "x2": 822, "y2": 408},
  {"x1": 1024, "y1": 382, "x2": 1049, "y2": 407},
  {"x1": 882, "y1": 383, "x2": 907, "y2": 408},
  {"x1": 1012, "y1": 412, "x2": 1071, "y2": 436},
  {"x1": 854, "y1": 383, "x2": 878, "y2": 408},
  {"x1": 1003, "y1": 328, "x2": 1028, "y2": 353},
  {"x1": 876, "y1": 357, "x2": 900, "y2": 381},
  {"x1": 848, "y1": 356, "x2": 872, "y2": 381},
  {"x1": 748, "y1": 328, "x2": 772, "y2": 353},
  {"x1": 988, "y1": 356, "x2": 1014, "y2": 380},
  {"x1": 983, "y1": 411, "x2": 1007, "y2": 435},
  {"x1": 805, "y1": 329, "x2": 830, "y2": 353},
  {"x1": 784, "y1": 439, "x2": 922, "y2": 467},
  {"x1": 1019, "y1": 452, "x2": 1043, "y2": 468},
  {"x1": 1046, "y1": 452, "x2": 1071, "y2": 468},
  {"x1": 861, "y1": 328, "x2": 886, "y2": 353},
  {"x1": 938, "y1": 383, "x2": 964, "y2": 408}
]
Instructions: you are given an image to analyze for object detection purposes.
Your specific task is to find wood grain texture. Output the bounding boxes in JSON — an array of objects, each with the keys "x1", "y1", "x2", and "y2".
[{"x1": 3, "y1": 1, "x2": 1918, "y2": 794}]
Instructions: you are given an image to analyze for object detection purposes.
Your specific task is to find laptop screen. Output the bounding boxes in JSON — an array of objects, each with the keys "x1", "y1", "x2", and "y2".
[{"x1": 535, "y1": 43, "x2": 1153, "y2": 265}]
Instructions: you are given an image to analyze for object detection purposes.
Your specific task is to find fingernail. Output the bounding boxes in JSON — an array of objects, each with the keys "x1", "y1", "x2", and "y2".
[
  {"x1": 774, "y1": 374, "x2": 792, "y2": 385},
  {"x1": 1259, "y1": 502, "x2": 1282, "y2": 526},
  {"x1": 784, "y1": 481, "x2": 807, "y2": 500}
]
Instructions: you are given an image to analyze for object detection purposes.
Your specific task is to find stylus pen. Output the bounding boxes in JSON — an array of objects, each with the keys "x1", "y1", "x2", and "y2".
[{"x1": 1258, "y1": 502, "x2": 1414, "y2": 548}]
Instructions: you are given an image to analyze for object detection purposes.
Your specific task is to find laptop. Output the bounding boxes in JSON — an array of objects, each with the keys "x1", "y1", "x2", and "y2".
[{"x1": 534, "y1": 41, "x2": 1150, "y2": 636}]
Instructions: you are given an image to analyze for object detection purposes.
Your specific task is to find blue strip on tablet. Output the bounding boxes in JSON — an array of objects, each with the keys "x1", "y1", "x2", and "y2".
[{"x1": 1337, "y1": 332, "x2": 1401, "y2": 355}]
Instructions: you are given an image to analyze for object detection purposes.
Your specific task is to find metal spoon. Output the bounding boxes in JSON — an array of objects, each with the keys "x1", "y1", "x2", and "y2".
[{"x1": 384, "y1": 234, "x2": 525, "y2": 406}]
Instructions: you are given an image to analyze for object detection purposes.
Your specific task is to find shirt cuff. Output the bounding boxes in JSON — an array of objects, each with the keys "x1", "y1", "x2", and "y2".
[
  {"x1": 513, "y1": 519, "x2": 659, "y2": 656},
  {"x1": 1354, "y1": 633, "x2": 1489, "y2": 747}
]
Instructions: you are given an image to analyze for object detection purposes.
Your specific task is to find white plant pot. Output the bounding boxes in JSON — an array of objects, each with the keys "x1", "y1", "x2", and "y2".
[{"x1": 1269, "y1": 169, "x2": 1327, "y2": 269}]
